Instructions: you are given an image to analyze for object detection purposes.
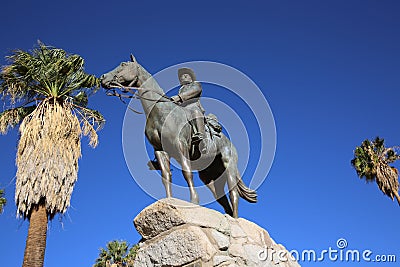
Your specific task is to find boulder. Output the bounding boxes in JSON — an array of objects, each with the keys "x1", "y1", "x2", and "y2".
[{"x1": 133, "y1": 198, "x2": 300, "y2": 267}]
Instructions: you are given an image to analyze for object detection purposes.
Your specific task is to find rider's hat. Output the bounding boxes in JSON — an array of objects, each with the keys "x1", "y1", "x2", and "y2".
[{"x1": 178, "y1": 67, "x2": 196, "y2": 82}]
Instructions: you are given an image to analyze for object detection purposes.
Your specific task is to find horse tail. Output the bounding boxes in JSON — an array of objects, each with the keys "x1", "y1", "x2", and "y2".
[{"x1": 236, "y1": 176, "x2": 258, "y2": 203}]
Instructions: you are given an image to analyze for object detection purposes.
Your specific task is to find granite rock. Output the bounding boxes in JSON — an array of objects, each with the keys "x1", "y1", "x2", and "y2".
[{"x1": 133, "y1": 198, "x2": 300, "y2": 267}]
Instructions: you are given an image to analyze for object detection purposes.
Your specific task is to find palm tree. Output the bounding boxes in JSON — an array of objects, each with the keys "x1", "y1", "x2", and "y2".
[
  {"x1": 0, "y1": 41, "x2": 104, "y2": 267},
  {"x1": 93, "y1": 240, "x2": 139, "y2": 267},
  {"x1": 351, "y1": 137, "x2": 400, "y2": 206},
  {"x1": 0, "y1": 188, "x2": 6, "y2": 214}
]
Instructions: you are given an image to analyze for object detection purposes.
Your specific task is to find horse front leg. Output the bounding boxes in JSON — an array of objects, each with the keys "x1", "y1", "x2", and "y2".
[
  {"x1": 155, "y1": 150, "x2": 172, "y2": 198},
  {"x1": 178, "y1": 144, "x2": 199, "y2": 204}
]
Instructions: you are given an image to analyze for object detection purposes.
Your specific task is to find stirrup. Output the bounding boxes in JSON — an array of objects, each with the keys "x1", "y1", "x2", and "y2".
[
  {"x1": 192, "y1": 133, "x2": 204, "y2": 144},
  {"x1": 199, "y1": 139, "x2": 209, "y2": 154}
]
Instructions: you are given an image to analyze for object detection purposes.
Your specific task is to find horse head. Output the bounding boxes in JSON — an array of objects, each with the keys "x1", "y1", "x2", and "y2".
[{"x1": 100, "y1": 54, "x2": 140, "y2": 89}]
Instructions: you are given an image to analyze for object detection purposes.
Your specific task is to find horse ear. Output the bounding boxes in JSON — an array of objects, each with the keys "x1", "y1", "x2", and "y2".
[{"x1": 130, "y1": 54, "x2": 136, "y2": 62}]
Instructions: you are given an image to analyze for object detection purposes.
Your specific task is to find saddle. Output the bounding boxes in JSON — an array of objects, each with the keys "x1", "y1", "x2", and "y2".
[
  {"x1": 205, "y1": 113, "x2": 222, "y2": 136},
  {"x1": 148, "y1": 113, "x2": 223, "y2": 170}
]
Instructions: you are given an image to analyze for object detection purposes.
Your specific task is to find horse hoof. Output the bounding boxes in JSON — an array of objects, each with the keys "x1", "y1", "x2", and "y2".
[{"x1": 191, "y1": 197, "x2": 199, "y2": 205}]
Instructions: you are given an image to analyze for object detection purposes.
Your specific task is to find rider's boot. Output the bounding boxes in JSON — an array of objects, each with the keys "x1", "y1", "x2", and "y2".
[{"x1": 192, "y1": 117, "x2": 211, "y2": 154}]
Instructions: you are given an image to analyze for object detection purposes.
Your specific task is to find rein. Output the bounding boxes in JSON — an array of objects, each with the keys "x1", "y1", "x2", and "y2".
[{"x1": 105, "y1": 81, "x2": 173, "y2": 114}]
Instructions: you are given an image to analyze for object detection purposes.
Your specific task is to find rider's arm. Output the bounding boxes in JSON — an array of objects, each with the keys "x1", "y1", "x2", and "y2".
[{"x1": 178, "y1": 82, "x2": 202, "y2": 102}]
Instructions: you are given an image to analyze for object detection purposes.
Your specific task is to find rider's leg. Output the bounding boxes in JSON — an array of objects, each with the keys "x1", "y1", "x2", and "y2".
[
  {"x1": 192, "y1": 110, "x2": 211, "y2": 153},
  {"x1": 192, "y1": 109, "x2": 206, "y2": 141}
]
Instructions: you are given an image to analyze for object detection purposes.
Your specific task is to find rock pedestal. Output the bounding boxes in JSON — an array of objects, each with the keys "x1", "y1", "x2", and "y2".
[{"x1": 133, "y1": 198, "x2": 300, "y2": 267}]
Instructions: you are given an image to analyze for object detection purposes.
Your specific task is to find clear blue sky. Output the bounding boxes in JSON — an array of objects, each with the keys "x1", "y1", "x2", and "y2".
[{"x1": 1, "y1": 1, "x2": 400, "y2": 266}]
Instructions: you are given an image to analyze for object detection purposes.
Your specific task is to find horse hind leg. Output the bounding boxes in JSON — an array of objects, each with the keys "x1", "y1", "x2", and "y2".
[
  {"x1": 155, "y1": 151, "x2": 172, "y2": 198},
  {"x1": 223, "y1": 160, "x2": 239, "y2": 218},
  {"x1": 215, "y1": 177, "x2": 234, "y2": 217},
  {"x1": 227, "y1": 174, "x2": 239, "y2": 218},
  {"x1": 199, "y1": 172, "x2": 233, "y2": 216}
]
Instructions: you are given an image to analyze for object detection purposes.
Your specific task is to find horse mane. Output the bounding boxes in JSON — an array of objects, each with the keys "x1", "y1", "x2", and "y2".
[{"x1": 137, "y1": 64, "x2": 166, "y2": 96}]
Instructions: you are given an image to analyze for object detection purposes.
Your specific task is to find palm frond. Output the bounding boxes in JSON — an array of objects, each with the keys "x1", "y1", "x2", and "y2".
[
  {"x1": 15, "y1": 99, "x2": 81, "y2": 219},
  {"x1": 93, "y1": 240, "x2": 138, "y2": 267},
  {"x1": 0, "y1": 189, "x2": 6, "y2": 214},
  {"x1": 0, "y1": 106, "x2": 36, "y2": 134},
  {"x1": 351, "y1": 140, "x2": 377, "y2": 182},
  {"x1": 73, "y1": 105, "x2": 105, "y2": 148},
  {"x1": 352, "y1": 137, "x2": 400, "y2": 205},
  {"x1": 376, "y1": 163, "x2": 399, "y2": 201},
  {"x1": 0, "y1": 41, "x2": 100, "y2": 104}
]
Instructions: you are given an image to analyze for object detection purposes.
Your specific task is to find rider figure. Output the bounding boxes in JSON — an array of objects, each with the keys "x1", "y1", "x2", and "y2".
[{"x1": 171, "y1": 68, "x2": 208, "y2": 152}]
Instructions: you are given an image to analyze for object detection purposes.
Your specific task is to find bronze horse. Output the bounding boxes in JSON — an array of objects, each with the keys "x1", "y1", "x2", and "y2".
[{"x1": 100, "y1": 55, "x2": 257, "y2": 218}]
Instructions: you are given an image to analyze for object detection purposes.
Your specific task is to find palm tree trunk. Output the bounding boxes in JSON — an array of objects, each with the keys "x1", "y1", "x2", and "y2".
[{"x1": 22, "y1": 203, "x2": 48, "y2": 267}]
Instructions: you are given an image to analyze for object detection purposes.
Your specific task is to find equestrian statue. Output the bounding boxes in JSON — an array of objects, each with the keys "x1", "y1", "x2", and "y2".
[{"x1": 100, "y1": 54, "x2": 257, "y2": 218}]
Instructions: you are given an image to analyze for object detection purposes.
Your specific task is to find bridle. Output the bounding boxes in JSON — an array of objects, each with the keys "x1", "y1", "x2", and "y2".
[{"x1": 104, "y1": 67, "x2": 173, "y2": 114}]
